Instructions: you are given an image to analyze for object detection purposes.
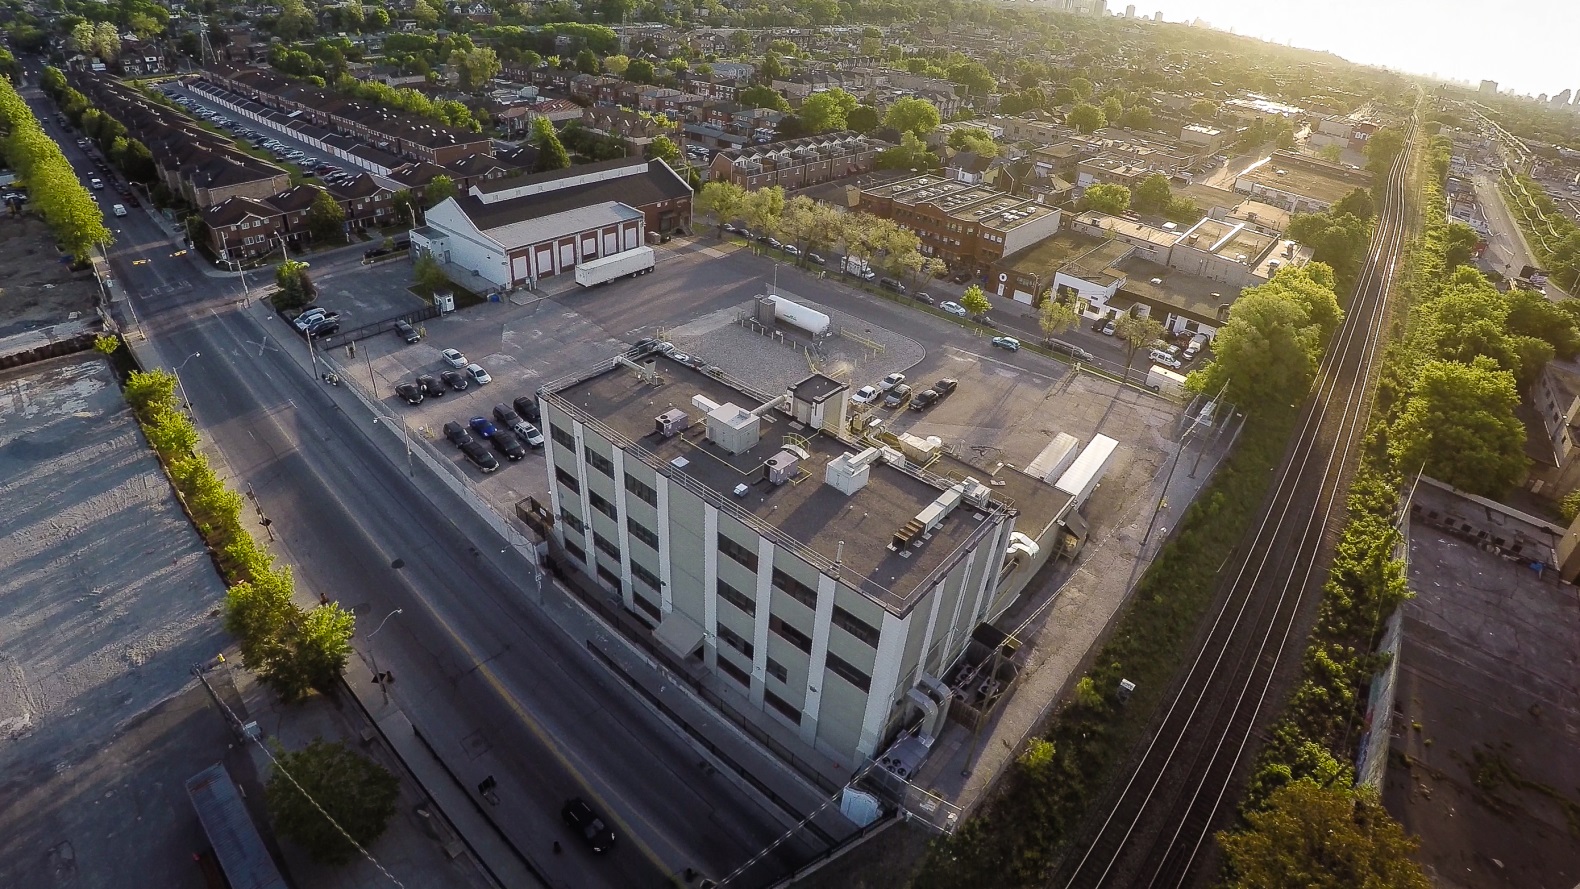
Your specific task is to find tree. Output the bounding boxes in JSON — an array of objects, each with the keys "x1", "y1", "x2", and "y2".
[
  {"x1": 739, "y1": 84, "x2": 790, "y2": 113},
  {"x1": 450, "y1": 47, "x2": 501, "y2": 91},
  {"x1": 1038, "y1": 291, "x2": 1082, "y2": 343},
  {"x1": 647, "y1": 135, "x2": 681, "y2": 168},
  {"x1": 626, "y1": 58, "x2": 656, "y2": 84},
  {"x1": 1332, "y1": 188, "x2": 1374, "y2": 221},
  {"x1": 266, "y1": 740, "x2": 400, "y2": 865},
  {"x1": 1442, "y1": 222, "x2": 1481, "y2": 270},
  {"x1": 272, "y1": 261, "x2": 316, "y2": 311},
  {"x1": 423, "y1": 174, "x2": 456, "y2": 209},
  {"x1": 847, "y1": 104, "x2": 881, "y2": 134},
  {"x1": 574, "y1": 48, "x2": 599, "y2": 75},
  {"x1": 947, "y1": 60, "x2": 995, "y2": 96},
  {"x1": 1219, "y1": 781, "x2": 1431, "y2": 889},
  {"x1": 1069, "y1": 77, "x2": 1093, "y2": 100},
  {"x1": 412, "y1": 0, "x2": 440, "y2": 27},
  {"x1": 392, "y1": 189, "x2": 421, "y2": 227},
  {"x1": 946, "y1": 127, "x2": 997, "y2": 158},
  {"x1": 883, "y1": 96, "x2": 942, "y2": 137},
  {"x1": 1132, "y1": 173, "x2": 1172, "y2": 213},
  {"x1": 412, "y1": 252, "x2": 449, "y2": 296},
  {"x1": 759, "y1": 51, "x2": 785, "y2": 83},
  {"x1": 1115, "y1": 313, "x2": 1165, "y2": 379},
  {"x1": 744, "y1": 186, "x2": 786, "y2": 241},
  {"x1": 875, "y1": 132, "x2": 937, "y2": 171},
  {"x1": 695, "y1": 180, "x2": 748, "y2": 239},
  {"x1": 1391, "y1": 357, "x2": 1527, "y2": 497},
  {"x1": 1066, "y1": 102, "x2": 1106, "y2": 134},
  {"x1": 961, "y1": 284, "x2": 991, "y2": 318},
  {"x1": 1365, "y1": 127, "x2": 1406, "y2": 176},
  {"x1": 1079, "y1": 183, "x2": 1131, "y2": 216},
  {"x1": 1118, "y1": 105, "x2": 1152, "y2": 130},
  {"x1": 1318, "y1": 143, "x2": 1344, "y2": 163},
  {"x1": 1101, "y1": 96, "x2": 1124, "y2": 125},
  {"x1": 602, "y1": 54, "x2": 630, "y2": 76},
  {"x1": 276, "y1": 0, "x2": 316, "y2": 41},
  {"x1": 365, "y1": 6, "x2": 391, "y2": 29},
  {"x1": 1506, "y1": 288, "x2": 1580, "y2": 359},
  {"x1": 799, "y1": 88, "x2": 857, "y2": 133},
  {"x1": 306, "y1": 191, "x2": 345, "y2": 243},
  {"x1": 532, "y1": 116, "x2": 571, "y2": 172},
  {"x1": 777, "y1": 194, "x2": 840, "y2": 265},
  {"x1": 1190, "y1": 271, "x2": 1336, "y2": 408}
]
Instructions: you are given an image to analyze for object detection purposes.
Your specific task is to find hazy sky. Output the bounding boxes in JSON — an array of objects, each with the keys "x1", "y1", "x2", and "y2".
[{"x1": 1140, "y1": 0, "x2": 1573, "y2": 97}]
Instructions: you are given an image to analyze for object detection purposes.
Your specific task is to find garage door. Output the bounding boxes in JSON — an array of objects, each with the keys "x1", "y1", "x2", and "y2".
[
  {"x1": 559, "y1": 239, "x2": 575, "y2": 268},
  {"x1": 511, "y1": 254, "x2": 529, "y2": 284},
  {"x1": 535, "y1": 246, "x2": 553, "y2": 277},
  {"x1": 604, "y1": 230, "x2": 617, "y2": 255}
]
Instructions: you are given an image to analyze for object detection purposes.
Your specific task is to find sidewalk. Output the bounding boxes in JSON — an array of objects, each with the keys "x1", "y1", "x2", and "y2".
[{"x1": 241, "y1": 299, "x2": 854, "y2": 880}]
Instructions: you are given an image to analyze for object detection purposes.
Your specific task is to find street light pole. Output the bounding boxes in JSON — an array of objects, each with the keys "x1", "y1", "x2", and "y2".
[
  {"x1": 367, "y1": 608, "x2": 403, "y2": 704},
  {"x1": 172, "y1": 351, "x2": 201, "y2": 414},
  {"x1": 373, "y1": 414, "x2": 413, "y2": 476}
]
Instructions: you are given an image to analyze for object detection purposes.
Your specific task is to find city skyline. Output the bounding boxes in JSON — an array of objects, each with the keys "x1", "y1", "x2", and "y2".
[{"x1": 1146, "y1": 0, "x2": 1574, "y2": 99}]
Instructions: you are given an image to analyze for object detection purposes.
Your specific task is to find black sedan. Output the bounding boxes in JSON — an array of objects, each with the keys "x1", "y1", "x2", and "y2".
[
  {"x1": 490, "y1": 428, "x2": 527, "y2": 461},
  {"x1": 394, "y1": 382, "x2": 423, "y2": 405},
  {"x1": 443, "y1": 421, "x2": 474, "y2": 447},
  {"x1": 441, "y1": 369, "x2": 468, "y2": 391},
  {"x1": 460, "y1": 440, "x2": 499, "y2": 473},
  {"x1": 561, "y1": 797, "x2": 615, "y2": 853},
  {"x1": 417, "y1": 374, "x2": 445, "y2": 397}
]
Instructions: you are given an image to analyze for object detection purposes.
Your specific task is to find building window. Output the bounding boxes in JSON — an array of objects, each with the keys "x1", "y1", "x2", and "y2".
[
  {"x1": 551, "y1": 424, "x2": 575, "y2": 450},
  {"x1": 825, "y1": 651, "x2": 872, "y2": 693},
  {"x1": 632, "y1": 560, "x2": 660, "y2": 591},
  {"x1": 766, "y1": 657, "x2": 788, "y2": 683},
  {"x1": 771, "y1": 568, "x2": 818, "y2": 609},
  {"x1": 596, "y1": 564, "x2": 622, "y2": 592},
  {"x1": 717, "y1": 655, "x2": 750, "y2": 687},
  {"x1": 627, "y1": 517, "x2": 658, "y2": 551},
  {"x1": 555, "y1": 466, "x2": 581, "y2": 494},
  {"x1": 584, "y1": 446, "x2": 614, "y2": 477},
  {"x1": 769, "y1": 615, "x2": 811, "y2": 653},
  {"x1": 589, "y1": 490, "x2": 616, "y2": 520},
  {"x1": 564, "y1": 539, "x2": 587, "y2": 563},
  {"x1": 764, "y1": 689, "x2": 802, "y2": 725},
  {"x1": 718, "y1": 534, "x2": 758, "y2": 571},
  {"x1": 624, "y1": 473, "x2": 657, "y2": 507},
  {"x1": 832, "y1": 606, "x2": 879, "y2": 648},
  {"x1": 592, "y1": 531, "x2": 620, "y2": 561},
  {"x1": 632, "y1": 589, "x2": 661, "y2": 621},
  {"x1": 716, "y1": 622, "x2": 754, "y2": 659},
  {"x1": 559, "y1": 508, "x2": 585, "y2": 535},
  {"x1": 717, "y1": 579, "x2": 755, "y2": 616}
]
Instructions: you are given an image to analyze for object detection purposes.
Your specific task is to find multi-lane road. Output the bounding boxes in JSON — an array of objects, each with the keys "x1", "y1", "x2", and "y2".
[{"x1": 21, "y1": 83, "x2": 821, "y2": 888}]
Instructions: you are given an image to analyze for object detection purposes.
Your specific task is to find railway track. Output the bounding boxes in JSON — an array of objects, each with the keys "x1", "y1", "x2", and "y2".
[{"x1": 1054, "y1": 125, "x2": 1418, "y2": 889}]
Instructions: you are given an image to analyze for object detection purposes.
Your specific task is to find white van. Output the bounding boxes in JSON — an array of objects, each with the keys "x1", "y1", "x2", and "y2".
[
  {"x1": 1183, "y1": 333, "x2": 1208, "y2": 360},
  {"x1": 1149, "y1": 348, "x2": 1182, "y2": 369}
]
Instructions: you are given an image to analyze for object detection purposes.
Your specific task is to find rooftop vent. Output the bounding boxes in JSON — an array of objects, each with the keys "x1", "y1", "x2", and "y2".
[
  {"x1": 765, "y1": 449, "x2": 800, "y2": 485},
  {"x1": 893, "y1": 484, "x2": 965, "y2": 550},
  {"x1": 826, "y1": 447, "x2": 882, "y2": 496},
  {"x1": 655, "y1": 409, "x2": 690, "y2": 438}
]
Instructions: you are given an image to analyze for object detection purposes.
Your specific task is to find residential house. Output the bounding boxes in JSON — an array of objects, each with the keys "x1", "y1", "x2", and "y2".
[{"x1": 708, "y1": 132, "x2": 887, "y2": 191}]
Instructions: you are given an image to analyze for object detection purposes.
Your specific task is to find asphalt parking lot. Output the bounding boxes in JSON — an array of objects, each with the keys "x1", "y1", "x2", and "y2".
[
  {"x1": 312, "y1": 255, "x2": 430, "y2": 333},
  {"x1": 164, "y1": 82, "x2": 374, "y2": 182}
]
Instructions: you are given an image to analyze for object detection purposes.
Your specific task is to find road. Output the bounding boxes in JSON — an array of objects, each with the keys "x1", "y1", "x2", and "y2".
[
  {"x1": 1473, "y1": 168, "x2": 1572, "y2": 298},
  {"x1": 23, "y1": 86, "x2": 817, "y2": 888},
  {"x1": 1052, "y1": 122, "x2": 1417, "y2": 889}
]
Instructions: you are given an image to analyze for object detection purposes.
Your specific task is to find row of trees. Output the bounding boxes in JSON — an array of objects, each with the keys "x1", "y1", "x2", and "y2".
[
  {"x1": 39, "y1": 68, "x2": 159, "y2": 187},
  {"x1": 0, "y1": 76, "x2": 112, "y2": 262},
  {"x1": 1502, "y1": 171, "x2": 1580, "y2": 293},
  {"x1": 1077, "y1": 173, "x2": 1202, "y2": 225}
]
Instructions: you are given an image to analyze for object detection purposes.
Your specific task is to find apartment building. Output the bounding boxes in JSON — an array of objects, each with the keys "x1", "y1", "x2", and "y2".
[
  {"x1": 539, "y1": 355, "x2": 1075, "y2": 767},
  {"x1": 708, "y1": 132, "x2": 887, "y2": 190},
  {"x1": 856, "y1": 175, "x2": 1062, "y2": 277}
]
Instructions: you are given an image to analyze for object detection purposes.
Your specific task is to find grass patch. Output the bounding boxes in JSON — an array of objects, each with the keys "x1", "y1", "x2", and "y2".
[{"x1": 913, "y1": 407, "x2": 1297, "y2": 888}]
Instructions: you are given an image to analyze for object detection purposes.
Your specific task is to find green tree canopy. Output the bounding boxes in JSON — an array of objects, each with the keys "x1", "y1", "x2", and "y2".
[
  {"x1": 422, "y1": 174, "x2": 456, "y2": 209},
  {"x1": 738, "y1": 84, "x2": 790, "y2": 113},
  {"x1": 450, "y1": 47, "x2": 501, "y2": 91},
  {"x1": 626, "y1": 58, "x2": 656, "y2": 83},
  {"x1": 266, "y1": 740, "x2": 400, "y2": 865},
  {"x1": 306, "y1": 191, "x2": 345, "y2": 243},
  {"x1": 883, "y1": 96, "x2": 942, "y2": 136},
  {"x1": 875, "y1": 131, "x2": 937, "y2": 171},
  {"x1": 1066, "y1": 102, "x2": 1106, "y2": 134},
  {"x1": 532, "y1": 116, "x2": 571, "y2": 172},
  {"x1": 1391, "y1": 357, "x2": 1527, "y2": 496},
  {"x1": 799, "y1": 88, "x2": 858, "y2": 133},
  {"x1": 847, "y1": 104, "x2": 881, "y2": 134},
  {"x1": 647, "y1": 134, "x2": 681, "y2": 168},
  {"x1": 1132, "y1": 173, "x2": 1173, "y2": 213},
  {"x1": 946, "y1": 127, "x2": 998, "y2": 158},
  {"x1": 1332, "y1": 188, "x2": 1375, "y2": 220},
  {"x1": 961, "y1": 284, "x2": 991, "y2": 317},
  {"x1": 695, "y1": 180, "x2": 748, "y2": 238},
  {"x1": 1079, "y1": 182, "x2": 1131, "y2": 215},
  {"x1": 1190, "y1": 265, "x2": 1344, "y2": 409},
  {"x1": 1219, "y1": 780, "x2": 1431, "y2": 889}
]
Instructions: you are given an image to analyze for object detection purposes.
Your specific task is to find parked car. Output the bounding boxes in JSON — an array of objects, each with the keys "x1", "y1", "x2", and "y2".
[
  {"x1": 879, "y1": 277, "x2": 907, "y2": 295},
  {"x1": 513, "y1": 396, "x2": 541, "y2": 423},
  {"x1": 940, "y1": 301, "x2": 968, "y2": 317},
  {"x1": 466, "y1": 363, "x2": 492, "y2": 385},
  {"x1": 292, "y1": 308, "x2": 329, "y2": 331},
  {"x1": 722, "y1": 223, "x2": 739, "y2": 233},
  {"x1": 910, "y1": 388, "x2": 940, "y2": 411},
  {"x1": 416, "y1": 374, "x2": 445, "y2": 397},
  {"x1": 914, "y1": 291, "x2": 935, "y2": 305},
  {"x1": 782, "y1": 244, "x2": 801, "y2": 257},
  {"x1": 440, "y1": 348, "x2": 467, "y2": 368},
  {"x1": 443, "y1": 421, "x2": 474, "y2": 447},
  {"x1": 513, "y1": 422, "x2": 545, "y2": 448},
  {"x1": 850, "y1": 385, "x2": 880, "y2": 406},
  {"x1": 1045, "y1": 339, "x2": 1095, "y2": 361},
  {"x1": 89, "y1": 177, "x2": 103, "y2": 189},
  {"x1": 806, "y1": 253, "x2": 826, "y2": 266},
  {"x1": 951, "y1": 271, "x2": 973, "y2": 284},
  {"x1": 991, "y1": 336, "x2": 1021, "y2": 351},
  {"x1": 879, "y1": 372, "x2": 906, "y2": 392},
  {"x1": 883, "y1": 384, "x2": 913, "y2": 408},
  {"x1": 112, "y1": 203, "x2": 126, "y2": 217},
  {"x1": 1149, "y1": 348, "x2": 1183, "y2": 369},
  {"x1": 1101, "y1": 318, "x2": 1117, "y2": 336},
  {"x1": 490, "y1": 428, "x2": 527, "y2": 461},
  {"x1": 469, "y1": 416, "x2": 497, "y2": 438},
  {"x1": 307, "y1": 322, "x2": 338, "y2": 338},
  {"x1": 441, "y1": 369, "x2": 468, "y2": 391},
  {"x1": 934, "y1": 378, "x2": 959, "y2": 396},
  {"x1": 460, "y1": 440, "x2": 500, "y2": 473},
  {"x1": 395, "y1": 382, "x2": 423, "y2": 405},
  {"x1": 493, "y1": 404, "x2": 522, "y2": 427},
  {"x1": 562, "y1": 798, "x2": 616, "y2": 853},
  {"x1": 394, "y1": 320, "x2": 421, "y2": 343}
]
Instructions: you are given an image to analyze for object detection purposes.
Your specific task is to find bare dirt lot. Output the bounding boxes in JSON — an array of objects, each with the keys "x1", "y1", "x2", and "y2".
[{"x1": 0, "y1": 216, "x2": 99, "y2": 336}]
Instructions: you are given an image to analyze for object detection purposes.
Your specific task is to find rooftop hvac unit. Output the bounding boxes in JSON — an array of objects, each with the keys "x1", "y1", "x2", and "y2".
[
  {"x1": 692, "y1": 394, "x2": 720, "y2": 413},
  {"x1": 765, "y1": 450, "x2": 800, "y2": 485},
  {"x1": 655, "y1": 409, "x2": 690, "y2": 438}
]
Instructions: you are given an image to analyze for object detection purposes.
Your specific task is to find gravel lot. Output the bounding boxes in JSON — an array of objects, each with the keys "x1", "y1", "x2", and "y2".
[
  {"x1": 664, "y1": 288, "x2": 926, "y2": 394},
  {"x1": 0, "y1": 355, "x2": 227, "y2": 768}
]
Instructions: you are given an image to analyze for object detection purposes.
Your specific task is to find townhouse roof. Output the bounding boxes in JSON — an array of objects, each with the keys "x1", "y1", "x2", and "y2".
[
  {"x1": 262, "y1": 184, "x2": 323, "y2": 214},
  {"x1": 202, "y1": 195, "x2": 277, "y2": 227}
]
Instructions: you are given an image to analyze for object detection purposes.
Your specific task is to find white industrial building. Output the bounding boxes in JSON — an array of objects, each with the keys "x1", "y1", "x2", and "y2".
[{"x1": 537, "y1": 352, "x2": 1116, "y2": 771}]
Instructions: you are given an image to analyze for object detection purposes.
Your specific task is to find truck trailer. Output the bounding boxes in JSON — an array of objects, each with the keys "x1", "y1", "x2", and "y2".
[{"x1": 575, "y1": 246, "x2": 656, "y2": 287}]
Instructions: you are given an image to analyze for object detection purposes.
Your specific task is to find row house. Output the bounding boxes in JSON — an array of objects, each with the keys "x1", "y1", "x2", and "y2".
[
  {"x1": 855, "y1": 175, "x2": 1062, "y2": 277},
  {"x1": 201, "y1": 182, "x2": 327, "y2": 260},
  {"x1": 581, "y1": 106, "x2": 680, "y2": 150},
  {"x1": 771, "y1": 72, "x2": 852, "y2": 103},
  {"x1": 707, "y1": 132, "x2": 887, "y2": 191}
]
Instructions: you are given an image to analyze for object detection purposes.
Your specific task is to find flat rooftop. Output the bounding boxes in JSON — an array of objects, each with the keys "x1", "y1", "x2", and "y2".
[
  {"x1": 1072, "y1": 212, "x2": 1179, "y2": 248},
  {"x1": 1179, "y1": 217, "x2": 1277, "y2": 262},
  {"x1": 1113, "y1": 257, "x2": 1235, "y2": 322},
  {"x1": 547, "y1": 355, "x2": 1029, "y2": 615},
  {"x1": 1236, "y1": 162, "x2": 1359, "y2": 206},
  {"x1": 998, "y1": 229, "x2": 1129, "y2": 276},
  {"x1": 863, "y1": 175, "x2": 1055, "y2": 231}
]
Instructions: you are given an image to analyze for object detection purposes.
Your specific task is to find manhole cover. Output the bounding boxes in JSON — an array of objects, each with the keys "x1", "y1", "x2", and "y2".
[
  {"x1": 353, "y1": 602, "x2": 372, "y2": 615},
  {"x1": 391, "y1": 558, "x2": 405, "y2": 570},
  {"x1": 461, "y1": 731, "x2": 490, "y2": 759}
]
